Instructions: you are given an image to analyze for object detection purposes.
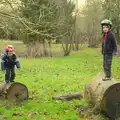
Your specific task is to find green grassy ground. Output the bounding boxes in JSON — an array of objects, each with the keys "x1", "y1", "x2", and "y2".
[{"x1": 0, "y1": 46, "x2": 120, "y2": 120}]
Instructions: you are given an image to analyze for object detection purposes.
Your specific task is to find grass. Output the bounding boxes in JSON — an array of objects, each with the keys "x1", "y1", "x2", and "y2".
[{"x1": 0, "y1": 41, "x2": 120, "y2": 120}]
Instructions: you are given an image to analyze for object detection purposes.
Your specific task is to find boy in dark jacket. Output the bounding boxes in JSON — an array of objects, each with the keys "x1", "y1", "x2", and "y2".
[
  {"x1": 1, "y1": 48, "x2": 20, "y2": 83},
  {"x1": 101, "y1": 19, "x2": 117, "y2": 81}
]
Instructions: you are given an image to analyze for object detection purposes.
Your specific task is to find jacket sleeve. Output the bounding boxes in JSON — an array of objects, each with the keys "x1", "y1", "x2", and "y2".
[
  {"x1": 101, "y1": 41, "x2": 104, "y2": 54},
  {"x1": 111, "y1": 33, "x2": 117, "y2": 54},
  {"x1": 1, "y1": 56, "x2": 6, "y2": 71},
  {"x1": 15, "y1": 57, "x2": 20, "y2": 68}
]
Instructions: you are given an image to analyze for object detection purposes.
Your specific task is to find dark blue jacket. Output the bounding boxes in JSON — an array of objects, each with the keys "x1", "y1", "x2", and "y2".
[
  {"x1": 102, "y1": 31, "x2": 117, "y2": 54},
  {"x1": 1, "y1": 54, "x2": 20, "y2": 70}
]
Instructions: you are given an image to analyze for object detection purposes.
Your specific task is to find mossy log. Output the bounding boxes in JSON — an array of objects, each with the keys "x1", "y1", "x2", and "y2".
[
  {"x1": 0, "y1": 82, "x2": 28, "y2": 102},
  {"x1": 52, "y1": 92, "x2": 83, "y2": 101},
  {"x1": 84, "y1": 73, "x2": 120, "y2": 120}
]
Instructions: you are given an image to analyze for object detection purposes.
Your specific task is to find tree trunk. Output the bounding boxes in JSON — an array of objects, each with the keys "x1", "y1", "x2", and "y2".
[
  {"x1": 117, "y1": 47, "x2": 120, "y2": 56},
  {"x1": 75, "y1": 42, "x2": 79, "y2": 51},
  {"x1": 116, "y1": 27, "x2": 120, "y2": 44},
  {"x1": 43, "y1": 39, "x2": 49, "y2": 56},
  {"x1": 84, "y1": 73, "x2": 120, "y2": 119},
  {"x1": 26, "y1": 41, "x2": 50, "y2": 57},
  {"x1": 48, "y1": 40, "x2": 52, "y2": 57},
  {"x1": 72, "y1": 43, "x2": 75, "y2": 50},
  {"x1": 62, "y1": 43, "x2": 72, "y2": 56}
]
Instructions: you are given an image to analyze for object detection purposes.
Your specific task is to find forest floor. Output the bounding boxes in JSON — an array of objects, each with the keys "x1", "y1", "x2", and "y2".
[{"x1": 0, "y1": 41, "x2": 120, "y2": 120}]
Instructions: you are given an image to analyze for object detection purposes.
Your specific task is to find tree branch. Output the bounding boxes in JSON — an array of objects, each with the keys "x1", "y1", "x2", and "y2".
[{"x1": 0, "y1": 11, "x2": 67, "y2": 39}]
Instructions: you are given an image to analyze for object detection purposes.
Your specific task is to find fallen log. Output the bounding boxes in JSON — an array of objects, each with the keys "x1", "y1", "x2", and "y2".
[
  {"x1": 52, "y1": 92, "x2": 83, "y2": 101},
  {"x1": 84, "y1": 73, "x2": 120, "y2": 120},
  {"x1": 0, "y1": 82, "x2": 28, "y2": 102}
]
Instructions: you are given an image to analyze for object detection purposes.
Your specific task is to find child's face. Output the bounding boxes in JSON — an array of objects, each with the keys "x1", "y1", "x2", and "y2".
[
  {"x1": 8, "y1": 51, "x2": 13, "y2": 57},
  {"x1": 103, "y1": 25, "x2": 110, "y2": 33}
]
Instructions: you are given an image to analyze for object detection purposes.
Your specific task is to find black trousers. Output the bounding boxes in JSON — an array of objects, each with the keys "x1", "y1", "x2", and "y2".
[
  {"x1": 103, "y1": 54, "x2": 113, "y2": 77},
  {"x1": 5, "y1": 67, "x2": 15, "y2": 83}
]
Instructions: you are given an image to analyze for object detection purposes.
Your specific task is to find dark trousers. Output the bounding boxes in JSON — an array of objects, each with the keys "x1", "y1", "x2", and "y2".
[
  {"x1": 5, "y1": 67, "x2": 15, "y2": 83},
  {"x1": 103, "y1": 54, "x2": 113, "y2": 77}
]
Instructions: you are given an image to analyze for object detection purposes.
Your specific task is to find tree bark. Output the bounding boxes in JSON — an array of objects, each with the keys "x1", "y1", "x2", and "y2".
[
  {"x1": 116, "y1": 27, "x2": 120, "y2": 44},
  {"x1": 52, "y1": 92, "x2": 83, "y2": 101},
  {"x1": 43, "y1": 39, "x2": 49, "y2": 56},
  {"x1": 48, "y1": 40, "x2": 52, "y2": 57},
  {"x1": 62, "y1": 43, "x2": 72, "y2": 56}
]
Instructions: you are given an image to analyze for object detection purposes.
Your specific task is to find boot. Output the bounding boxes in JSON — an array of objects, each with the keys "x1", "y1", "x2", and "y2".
[{"x1": 102, "y1": 76, "x2": 111, "y2": 81}]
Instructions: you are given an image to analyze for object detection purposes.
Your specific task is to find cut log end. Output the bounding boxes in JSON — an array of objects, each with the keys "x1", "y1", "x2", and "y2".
[
  {"x1": 84, "y1": 73, "x2": 120, "y2": 120},
  {"x1": 0, "y1": 82, "x2": 28, "y2": 103},
  {"x1": 6, "y1": 82, "x2": 28, "y2": 102}
]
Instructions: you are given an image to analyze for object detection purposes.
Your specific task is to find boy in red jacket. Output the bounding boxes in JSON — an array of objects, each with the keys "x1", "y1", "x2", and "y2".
[{"x1": 101, "y1": 19, "x2": 117, "y2": 81}]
